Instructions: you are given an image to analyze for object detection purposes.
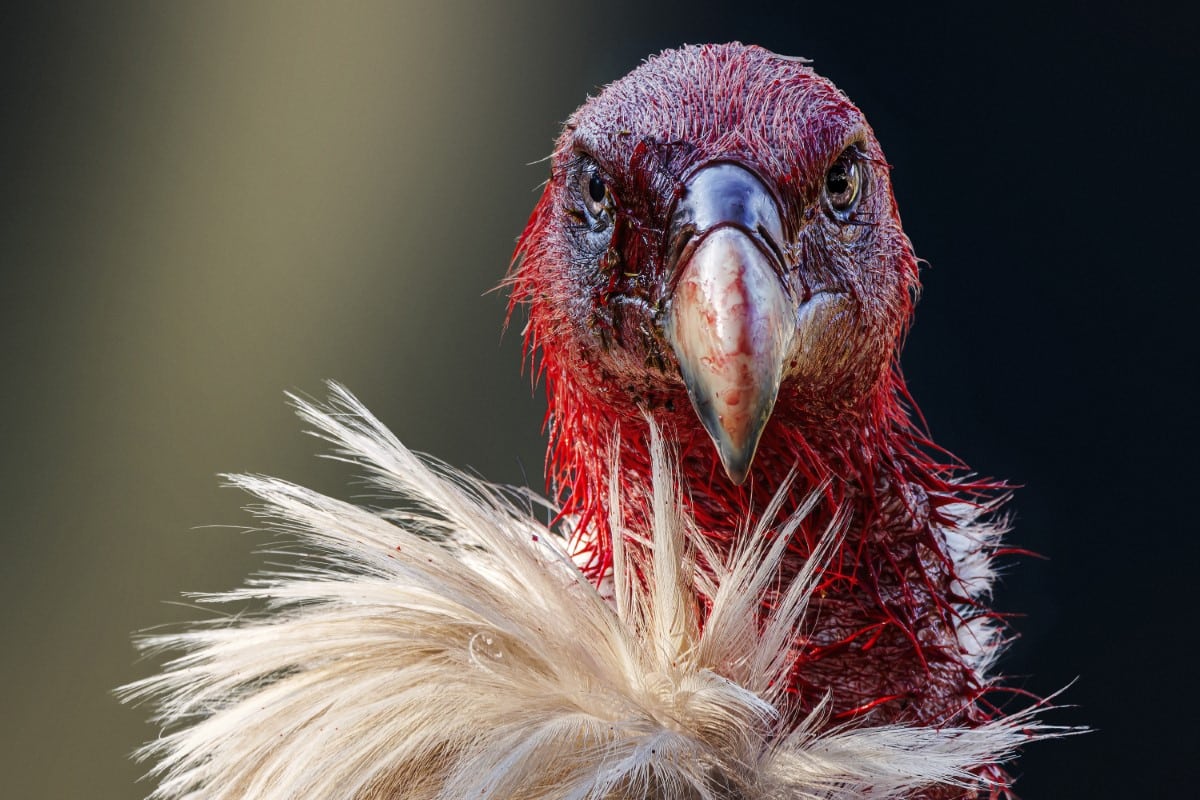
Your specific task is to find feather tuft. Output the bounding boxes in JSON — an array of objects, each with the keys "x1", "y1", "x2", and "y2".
[{"x1": 122, "y1": 386, "x2": 1057, "y2": 799}]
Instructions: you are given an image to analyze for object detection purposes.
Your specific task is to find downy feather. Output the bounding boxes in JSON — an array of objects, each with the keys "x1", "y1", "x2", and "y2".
[{"x1": 122, "y1": 385, "x2": 1051, "y2": 799}]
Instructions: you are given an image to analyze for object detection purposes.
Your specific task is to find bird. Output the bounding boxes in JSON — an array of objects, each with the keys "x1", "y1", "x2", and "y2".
[{"x1": 123, "y1": 43, "x2": 1057, "y2": 800}]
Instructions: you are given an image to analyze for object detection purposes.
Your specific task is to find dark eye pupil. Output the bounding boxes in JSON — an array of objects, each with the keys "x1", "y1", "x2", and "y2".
[
  {"x1": 826, "y1": 164, "x2": 849, "y2": 195},
  {"x1": 588, "y1": 173, "x2": 607, "y2": 204}
]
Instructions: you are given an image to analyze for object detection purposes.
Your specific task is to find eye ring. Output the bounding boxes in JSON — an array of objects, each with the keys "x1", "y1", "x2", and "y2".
[{"x1": 823, "y1": 148, "x2": 864, "y2": 222}]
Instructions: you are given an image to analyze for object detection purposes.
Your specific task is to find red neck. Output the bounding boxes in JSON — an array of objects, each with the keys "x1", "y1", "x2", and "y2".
[
  {"x1": 538, "y1": 346, "x2": 1014, "y2": 735},
  {"x1": 540, "y1": 346, "x2": 979, "y2": 582}
]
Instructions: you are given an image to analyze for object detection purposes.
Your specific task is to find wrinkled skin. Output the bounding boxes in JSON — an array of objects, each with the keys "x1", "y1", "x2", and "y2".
[{"x1": 511, "y1": 44, "x2": 1014, "y2": 798}]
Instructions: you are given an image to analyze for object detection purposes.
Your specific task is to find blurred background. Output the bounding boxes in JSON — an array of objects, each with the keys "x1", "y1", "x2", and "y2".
[{"x1": 2, "y1": 2, "x2": 1194, "y2": 797}]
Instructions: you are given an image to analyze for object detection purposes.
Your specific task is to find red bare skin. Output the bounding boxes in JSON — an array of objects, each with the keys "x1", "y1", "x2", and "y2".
[{"x1": 510, "y1": 44, "x2": 1014, "y2": 798}]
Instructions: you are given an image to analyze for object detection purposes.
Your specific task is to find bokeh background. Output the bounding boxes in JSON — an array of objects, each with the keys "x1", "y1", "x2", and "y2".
[{"x1": 2, "y1": 2, "x2": 1195, "y2": 797}]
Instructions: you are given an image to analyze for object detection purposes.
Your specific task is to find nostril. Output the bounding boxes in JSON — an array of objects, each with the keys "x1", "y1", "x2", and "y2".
[
  {"x1": 756, "y1": 223, "x2": 789, "y2": 274},
  {"x1": 666, "y1": 225, "x2": 696, "y2": 274}
]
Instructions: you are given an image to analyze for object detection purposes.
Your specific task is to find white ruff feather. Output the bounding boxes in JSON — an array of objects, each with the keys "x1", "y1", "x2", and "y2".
[{"x1": 122, "y1": 386, "x2": 1048, "y2": 799}]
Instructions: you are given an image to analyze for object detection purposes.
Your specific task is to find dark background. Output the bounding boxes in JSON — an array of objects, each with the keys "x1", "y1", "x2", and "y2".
[{"x1": 2, "y1": 2, "x2": 1195, "y2": 797}]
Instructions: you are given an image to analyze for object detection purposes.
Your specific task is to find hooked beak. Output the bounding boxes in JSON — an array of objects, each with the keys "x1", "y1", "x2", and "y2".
[{"x1": 665, "y1": 163, "x2": 795, "y2": 485}]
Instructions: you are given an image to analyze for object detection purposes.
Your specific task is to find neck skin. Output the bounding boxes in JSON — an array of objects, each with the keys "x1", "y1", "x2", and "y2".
[
  {"x1": 540, "y1": 348, "x2": 1004, "y2": 734},
  {"x1": 545, "y1": 350, "x2": 964, "y2": 576}
]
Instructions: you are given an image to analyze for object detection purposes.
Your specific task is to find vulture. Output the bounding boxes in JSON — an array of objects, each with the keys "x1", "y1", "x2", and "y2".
[{"x1": 124, "y1": 43, "x2": 1058, "y2": 799}]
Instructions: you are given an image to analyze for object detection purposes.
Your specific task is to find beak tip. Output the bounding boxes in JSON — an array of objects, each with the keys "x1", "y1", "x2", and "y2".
[
  {"x1": 695, "y1": 398, "x2": 767, "y2": 487},
  {"x1": 715, "y1": 426, "x2": 764, "y2": 486},
  {"x1": 723, "y1": 460, "x2": 752, "y2": 486}
]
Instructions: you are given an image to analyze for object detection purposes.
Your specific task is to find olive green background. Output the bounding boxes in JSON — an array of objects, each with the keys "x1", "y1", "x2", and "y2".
[{"x1": 2, "y1": 3, "x2": 1193, "y2": 797}]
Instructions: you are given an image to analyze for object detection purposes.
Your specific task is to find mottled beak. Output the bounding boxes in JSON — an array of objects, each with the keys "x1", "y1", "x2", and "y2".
[{"x1": 665, "y1": 163, "x2": 795, "y2": 485}]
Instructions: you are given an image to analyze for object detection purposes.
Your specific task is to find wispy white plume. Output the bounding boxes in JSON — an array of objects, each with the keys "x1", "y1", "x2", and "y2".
[{"x1": 122, "y1": 385, "x2": 1051, "y2": 799}]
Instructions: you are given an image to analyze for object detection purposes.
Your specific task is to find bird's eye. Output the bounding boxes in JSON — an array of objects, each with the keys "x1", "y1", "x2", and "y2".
[
  {"x1": 588, "y1": 173, "x2": 606, "y2": 206},
  {"x1": 823, "y1": 149, "x2": 863, "y2": 221},
  {"x1": 578, "y1": 165, "x2": 614, "y2": 228}
]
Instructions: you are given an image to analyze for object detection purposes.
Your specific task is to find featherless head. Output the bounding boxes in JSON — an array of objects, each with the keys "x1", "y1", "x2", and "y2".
[{"x1": 511, "y1": 43, "x2": 918, "y2": 485}]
